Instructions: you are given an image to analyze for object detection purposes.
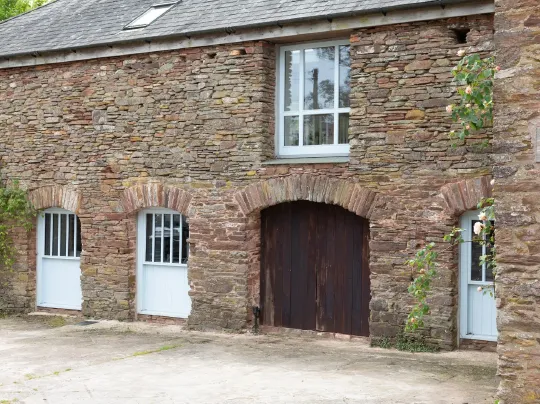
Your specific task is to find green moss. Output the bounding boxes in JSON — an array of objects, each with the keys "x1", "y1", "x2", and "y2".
[{"x1": 48, "y1": 317, "x2": 66, "y2": 328}]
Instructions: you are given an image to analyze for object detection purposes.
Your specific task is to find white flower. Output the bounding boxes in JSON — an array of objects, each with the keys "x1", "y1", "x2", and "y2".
[
  {"x1": 457, "y1": 49, "x2": 466, "y2": 57},
  {"x1": 466, "y1": 103, "x2": 471, "y2": 108},
  {"x1": 478, "y1": 212, "x2": 488, "y2": 221},
  {"x1": 490, "y1": 179, "x2": 495, "y2": 186},
  {"x1": 477, "y1": 286, "x2": 483, "y2": 292},
  {"x1": 465, "y1": 86, "x2": 473, "y2": 94},
  {"x1": 446, "y1": 104, "x2": 454, "y2": 113},
  {"x1": 473, "y1": 221, "x2": 485, "y2": 235}
]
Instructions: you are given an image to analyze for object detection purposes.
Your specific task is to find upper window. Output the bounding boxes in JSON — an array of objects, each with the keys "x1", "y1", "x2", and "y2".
[
  {"x1": 124, "y1": 3, "x2": 176, "y2": 29},
  {"x1": 278, "y1": 40, "x2": 351, "y2": 157}
]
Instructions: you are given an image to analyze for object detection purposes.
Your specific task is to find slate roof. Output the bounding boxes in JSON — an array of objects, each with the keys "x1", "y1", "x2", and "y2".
[{"x1": 0, "y1": 0, "x2": 468, "y2": 58}]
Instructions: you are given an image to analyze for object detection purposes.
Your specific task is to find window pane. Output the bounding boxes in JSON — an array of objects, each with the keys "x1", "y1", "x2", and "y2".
[
  {"x1": 145, "y1": 214, "x2": 153, "y2": 262},
  {"x1": 60, "y1": 214, "x2": 67, "y2": 257},
  {"x1": 304, "y1": 114, "x2": 334, "y2": 145},
  {"x1": 304, "y1": 47, "x2": 335, "y2": 110},
  {"x1": 76, "y1": 217, "x2": 82, "y2": 257},
  {"x1": 52, "y1": 214, "x2": 59, "y2": 256},
  {"x1": 284, "y1": 50, "x2": 300, "y2": 111},
  {"x1": 154, "y1": 214, "x2": 162, "y2": 262},
  {"x1": 182, "y1": 215, "x2": 189, "y2": 264},
  {"x1": 44, "y1": 213, "x2": 51, "y2": 256},
  {"x1": 284, "y1": 116, "x2": 299, "y2": 146},
  {"x1": 127, "y1": 5, "x2": 172, "y2": 28},
  {"x1": 338, "y1": 113, "x2": 349, "y2": 144},
  {"x1": 339, "y1": 45, "x2": 351, "y2": 108},
  {"x1": 68, "y1": 215, "x2": 75, "y2": 256},
  {"x1": 470, "y1": 220, "x2": 483, "y2": 281},
  {"x1": 172, "y1": 214, "x2": 181, "y2": 264},
  {"x1": 163, "y1": 214, "x2": 172, "y2": 263}
]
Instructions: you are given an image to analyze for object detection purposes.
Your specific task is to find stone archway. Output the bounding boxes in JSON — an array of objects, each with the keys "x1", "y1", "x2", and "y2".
[
  {"x1": 29, "y1": 185, "x2": 82, "y2": 214},
  {"x1": 120, "y1": 183, "x2": 192, "y2": 216},
  {"x1": 234, "y1": 174, "x2": 378, "y2": 218},
  {"x1": 233, "y1": 174, "x2": 378, "y2": 332},
  {"x1": 440, "y1": 175, "x2": 492, "y2": 217}
]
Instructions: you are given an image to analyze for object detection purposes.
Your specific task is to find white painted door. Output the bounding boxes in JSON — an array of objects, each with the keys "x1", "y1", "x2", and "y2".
[
  {"x1": 459, "y1": 210, "x2": 497, "y2": 341},
  {"x1": 37, "y1": 208, "x2": 82, "y2": 310},
  {"x1": 137, "y1": 209, "x2": 191, "y2": 318}
]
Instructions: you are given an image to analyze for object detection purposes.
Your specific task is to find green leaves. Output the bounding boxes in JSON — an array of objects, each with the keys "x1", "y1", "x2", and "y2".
[
  {"x1": 405, "y1": 242, "x2": 438, "y2": 332},
  {"x1": 447, "y1": 53, "x2": 497, "y2": 142},
  {"x1": 0, "y1": 0, "x2": 49, "y2": 21},
  {"x1": 0, "y1": 180, "x2": 35, "y2": 270}
]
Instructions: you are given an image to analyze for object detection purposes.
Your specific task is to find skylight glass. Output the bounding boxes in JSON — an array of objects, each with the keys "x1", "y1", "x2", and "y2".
[{"x1": 125, "y1": 3, "x2": 175, "y2": 29}]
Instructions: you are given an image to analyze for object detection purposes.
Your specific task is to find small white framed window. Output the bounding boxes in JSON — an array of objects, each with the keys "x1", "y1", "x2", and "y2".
[
  {"x1": 142, "y1": 210, "x2": 189, "y2": 265},
  {"x1": 124, "y1": 3, "x2": 176, "y2": 30},
  {"x1": 277, "y1": 39, "x2": 351, "y2": 157}
]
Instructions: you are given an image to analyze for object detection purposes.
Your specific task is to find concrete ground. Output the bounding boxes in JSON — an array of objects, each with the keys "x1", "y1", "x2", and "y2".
[{"x1": 0, "y1": 316, "x2": 498, "y2": 404}]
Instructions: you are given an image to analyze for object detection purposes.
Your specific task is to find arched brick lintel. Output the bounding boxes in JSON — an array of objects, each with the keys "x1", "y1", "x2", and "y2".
[
  {"x1": 234, "y1": 175, "x2": 378, "y2": 218},
  {"x1": 121, "y1": 183, "x2": 192, "y2": 216},
  {"x1": 28, "y1": 185, "x2": 82, "y2": 214},
  {"x1": 440, "y1": 175, "x2": 492, "y2": 217}
]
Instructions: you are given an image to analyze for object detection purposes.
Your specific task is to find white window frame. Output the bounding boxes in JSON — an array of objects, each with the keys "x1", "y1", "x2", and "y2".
[
  {"x1": 124, "y1": 3, "x2": 176, "y2": 30},
  {"x1": 277, "y1": 39, "x2": 351, "y2": 158},
  {"x1": 137, "y1": 208, "x2": 188, "y2": 268}
]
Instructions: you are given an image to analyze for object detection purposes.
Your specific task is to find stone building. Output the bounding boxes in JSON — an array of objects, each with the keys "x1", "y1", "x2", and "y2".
[{"x1": 0, "y1": 0, "x2": 538, "y2": 401}]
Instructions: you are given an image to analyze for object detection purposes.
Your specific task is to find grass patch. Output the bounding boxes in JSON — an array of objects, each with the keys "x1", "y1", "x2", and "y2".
[
  {"x1": 370, "y1": 337, "x2": 392, "y2": 349},
  {"x1": 47, "y1": 317, "x2": 66, "y2": 328},
  {"x1": 370, "y1": 334, "x2": 438, "y2": 353},
  {"x1": 395, "y1": 334, "x2": 438, "y2": 353},
  {"x1": 132, "y1": 344, "x2": 182, "y2": 357}
]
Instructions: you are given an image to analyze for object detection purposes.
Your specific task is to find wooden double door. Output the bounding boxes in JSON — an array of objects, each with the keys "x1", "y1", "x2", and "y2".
[{"x1": 261, "y1": 201, "x2": 370, "y2": 336}]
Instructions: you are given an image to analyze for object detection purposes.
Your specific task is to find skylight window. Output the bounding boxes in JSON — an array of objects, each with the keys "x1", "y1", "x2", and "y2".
[{"x1": 124, "y1": 3, "x2": 176, "y2": 29}]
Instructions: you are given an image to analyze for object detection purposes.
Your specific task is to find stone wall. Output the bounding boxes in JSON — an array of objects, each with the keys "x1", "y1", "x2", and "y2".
[
  {"x1": 493, "y1": 1, "x2": 540, "y2": 402},
  {"x1": 0, "y1": 15, "x2": 494, "y2": 349}
]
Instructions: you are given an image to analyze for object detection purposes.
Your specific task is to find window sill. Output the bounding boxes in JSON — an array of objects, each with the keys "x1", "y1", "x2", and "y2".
[{"x1": 262, "y1": 156, "x2": 349, "y2": 165}]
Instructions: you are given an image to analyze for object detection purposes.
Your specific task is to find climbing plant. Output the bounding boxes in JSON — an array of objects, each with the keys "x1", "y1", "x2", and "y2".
[
  {"x1": 0, "y1": 180, "x2": 35, "y2": 270},
  {"x1": 405, "y1": 50, "x2": 499, "y2": 332}
]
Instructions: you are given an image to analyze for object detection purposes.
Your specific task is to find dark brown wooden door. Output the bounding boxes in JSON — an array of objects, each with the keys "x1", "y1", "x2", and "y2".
[{"x1": 260, "y1": 201, "x2": 370, "y2": 336}]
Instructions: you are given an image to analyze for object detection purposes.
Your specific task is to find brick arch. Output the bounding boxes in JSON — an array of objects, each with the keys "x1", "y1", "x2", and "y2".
[
  {"x1": 234, "y1": 175, "x2": 377, "y2": 218},
  {"x1": 440, "y1": 175, "x2": 493, "y2": 217},
  {"x1": 28, "y1": 185, "x2": 82, "y2": 214},
  {"x1": 120, "y1": 183, "x2": 192, "y2": 216}
]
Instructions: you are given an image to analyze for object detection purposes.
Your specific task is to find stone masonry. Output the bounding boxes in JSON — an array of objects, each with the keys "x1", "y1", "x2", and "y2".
[
  {"x1": 493, "y1": 1, "x2": 540, "y2": 402},
  {"x1": 0, "y1": 15, "x2": 494, "y2": 350}
]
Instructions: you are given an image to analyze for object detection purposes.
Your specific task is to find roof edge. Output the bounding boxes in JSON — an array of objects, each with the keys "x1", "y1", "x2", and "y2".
[{"x1": 0, "y1": 0, "x2": 495, "y2": 70}]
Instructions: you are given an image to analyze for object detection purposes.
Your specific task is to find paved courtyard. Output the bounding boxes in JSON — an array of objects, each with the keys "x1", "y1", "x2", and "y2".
[{"x1": 0, "y1": 316, "x2": 498, "y2": 404}]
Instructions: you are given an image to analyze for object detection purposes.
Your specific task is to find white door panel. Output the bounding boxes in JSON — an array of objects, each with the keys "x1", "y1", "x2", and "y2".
[
  {"x1": 141, "y1": 264, "x2": 191, "y2": 317},
  {"x1": 459, "y1": 210, "x2": 497, "y2": 341},
  {"x1": 40, "y1": 257, "x2": 82, "y2": 310}
]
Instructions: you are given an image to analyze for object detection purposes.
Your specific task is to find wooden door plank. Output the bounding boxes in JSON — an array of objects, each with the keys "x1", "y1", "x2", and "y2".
[
  {"x1": 316, "y1": 204, "x2": 329, "y2": 332},
  {"x1": 342, "y1": 209, "x2": 355, "y2": 336},
  {"x1": 304, "y1": 201, "x2": 318, "y2": 331},
  {"x1": 289, "y1": 202, "x2": 304, "y2": 329},
  {"x1": 361, "y1": 219, "x2": 371, "y2": 336},
  {"x1": 351, "y1": 215, "x2": 364, "y2": 336},
  {"x1": 281, "y1": 203, "x2": 292, "y2": 328}
]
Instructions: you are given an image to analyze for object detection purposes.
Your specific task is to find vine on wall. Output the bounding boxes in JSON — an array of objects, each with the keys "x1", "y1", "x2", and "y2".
[
  {"x1": 0, "y1": 180, "x2": 35, "y2": 270},
  {"x1": 405, "y1": 51, "x2": 498, "y2": 332}
]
